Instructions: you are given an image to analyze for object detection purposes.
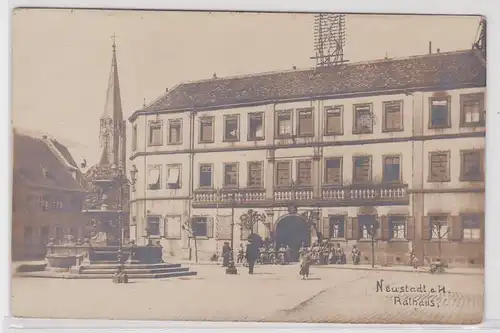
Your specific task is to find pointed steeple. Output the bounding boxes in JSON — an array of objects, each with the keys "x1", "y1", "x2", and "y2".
[
  {"x1": 98, "y1": 35, "x2": 126, "y2": 170},
  {"x1": 102, "y1": 36, "x2": 123, "y2": 122}
]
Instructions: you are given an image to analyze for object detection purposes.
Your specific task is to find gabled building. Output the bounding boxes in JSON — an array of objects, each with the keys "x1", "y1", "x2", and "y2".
[
  {"x1": 128, "y1": 49, "x2": 485, "y2": 266},
  {"x1": 12, "y1": 129, "x2": 90, "y2": 260}
]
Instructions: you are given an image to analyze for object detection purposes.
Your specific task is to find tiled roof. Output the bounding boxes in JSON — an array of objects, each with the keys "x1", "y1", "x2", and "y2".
[
  {"x1": 135, "y1": 49, "x2": 486, "y2": 116},
  {"x1": 50, "y1": 139, "x2": 78, "y2": 168},
  {"x1": 13, "y1": 130, "x2": 85, "y2": 192}
]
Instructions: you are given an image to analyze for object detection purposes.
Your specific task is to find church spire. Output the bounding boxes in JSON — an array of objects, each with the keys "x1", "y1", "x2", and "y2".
[
  {"x1": 98, "y1": 34, "x2": 126, "y2": 170},
  {"x1": 102, "y1": 34, "x2": 122, "y2": 122}
]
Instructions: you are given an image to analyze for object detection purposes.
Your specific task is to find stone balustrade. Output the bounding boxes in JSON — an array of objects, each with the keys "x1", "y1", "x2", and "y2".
[{"x1": 192, "y1": 183, "x2": 408, "y2": 208}]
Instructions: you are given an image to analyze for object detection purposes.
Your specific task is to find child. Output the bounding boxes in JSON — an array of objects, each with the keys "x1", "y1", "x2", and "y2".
[{"x1": 299, "y1": 248, "x2": 311, "y2": 280}]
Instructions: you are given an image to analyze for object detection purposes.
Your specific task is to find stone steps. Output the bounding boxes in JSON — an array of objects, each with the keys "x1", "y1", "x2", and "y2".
[
  {"x1": 80, "y1": 266, "x2": 190, "y2": 275},
  {"x1": 17, "y1": 270, "x2": 198, "y2": 279},
  {"x1": 81, "y1": 262, "x2": 182, "y2": 270}
]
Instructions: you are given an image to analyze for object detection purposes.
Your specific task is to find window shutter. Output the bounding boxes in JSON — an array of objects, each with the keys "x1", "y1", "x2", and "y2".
[
  {"x1": 162, "y1": 216, "x2": 168, "y2": 238},
  {"x1": 480, "y1": 213, "x2": 485, "y2": 242},
  {"x1": 380, "y1": 215, "x2": 389, "y2": 241},
  {"x1": 346, "y1": 217, "x2": 353, "y2": 240},
  {"x1": 450, "y1": 215, "x2": 462, "y2": 241},
  {"x1": 421, "y1": 216, "x2": 430, "y2": 240},
  {"x1": 406, "y1": 216, "x2": 414, "y2": 240},
  {"x1": 352, "y1": 217, "x2": 359, "y2": 240},
  {"x1": 159, "y1": 216, "x2": 165, "y2": 237},
  {"x1": 207, "y1": 217, "x2": 214, "y2": 238},
  {"x1": 322, "y1": 217, "x2": 330, "y2": 239}
]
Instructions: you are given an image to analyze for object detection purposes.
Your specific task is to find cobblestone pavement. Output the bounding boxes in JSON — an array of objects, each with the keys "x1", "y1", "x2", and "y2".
[{"x1": 11, "y1": 264, "x2": 483, "y2": 324}]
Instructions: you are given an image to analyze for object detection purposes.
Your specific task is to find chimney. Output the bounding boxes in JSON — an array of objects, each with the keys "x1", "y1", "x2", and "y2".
[
  {"x1": 292, "y1": 66, "x2": 297, "y2": 70},
  {"x1": 437, "y1": 48, "x2": 441, "y2": 54},
  {"x1": 165, "y1": 88, "x2": 168, "y2": 92},
  {"x1": 428, "y1": 41, "x2": 432, "y2": 54},
  {"x1": 212, "y1": 72, "x2": 217, "y2": 79}
]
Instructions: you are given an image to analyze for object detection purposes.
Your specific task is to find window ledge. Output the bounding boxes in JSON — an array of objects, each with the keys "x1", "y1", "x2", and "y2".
[
  {"x1": 389, "y1": 238, "x2": 408, "y2": 242},
  {"x1": 167, "y1": 142, "x2": 183, "y2": 146},
  {"x1": 460, "y1": 239, "x2": 481, "y2": 243},
  {"x1": 223, "y1": 138, "x2": 240, "y2": 143},
  {"x1": 324, "y1": 132, "x2": 344, "y2": 136},
  {"x1": 427, "y1": 178, "x2": 451, "y2": 183},
  {"x1": 147, "y1": 143, "x2": 163, "y2": 147},
  {"x1": 199, "y1": 140, "x2": 214, "y2": 144},
  {"x1": 428, "y1": 125, "x2": 451, "y2": 130},
  {"x1": 382, "y1": 128, "x2": 404, "y2": 133},
  {"x1": 248, "y1": 137, "x2": 265, "y2": 141},
  {"x1": 148, "y1": 235, "x2": 162, "y2": 239},
  {"x1": 189, "y1": 236, "x2": 210, "y2": 240}
]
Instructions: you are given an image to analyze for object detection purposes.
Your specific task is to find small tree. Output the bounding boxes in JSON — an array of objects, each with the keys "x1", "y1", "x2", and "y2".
[
  {"x1": 300, "y1": 209, "x2": 322, "y2": 243},
  {"x1": 182, "y1": 217, "x2": 198, "y2": 263},
  {"x1": 431, "y1": 219, "x2": 449, "y2": 259},
  {"x1": 359, "y1": 215, "x2": 379, "y2": 268},
  {"x1": 239, "y1": 209, "x2": 266, "y2": 240}
]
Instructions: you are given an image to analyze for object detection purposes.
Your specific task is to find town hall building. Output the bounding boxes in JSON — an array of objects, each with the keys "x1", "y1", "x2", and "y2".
[{"x1": 127, "y1": 48, "x2": 486, "y2": 266}]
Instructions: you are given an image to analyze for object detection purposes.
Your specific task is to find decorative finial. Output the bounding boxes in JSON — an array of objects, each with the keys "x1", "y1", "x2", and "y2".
[{"x1": 111, "y1": 33, "x2": 118, "y2": 50}]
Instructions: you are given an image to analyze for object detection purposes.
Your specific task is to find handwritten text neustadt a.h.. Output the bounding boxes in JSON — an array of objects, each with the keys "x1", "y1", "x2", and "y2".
[{"x1": 376, "y1": 279, "x2": 447, "y2": 294}]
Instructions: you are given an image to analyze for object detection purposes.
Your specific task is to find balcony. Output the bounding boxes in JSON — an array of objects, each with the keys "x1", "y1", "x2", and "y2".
[
  {"x1": 193, "y1": 188, "x2": 266, "y2": 207},
  {"x1": 322, "y1": 183, "x2": 409, "y2": 204},
  {"x1": 192, "y1": 183, "x2": 409, "y2": 208}
]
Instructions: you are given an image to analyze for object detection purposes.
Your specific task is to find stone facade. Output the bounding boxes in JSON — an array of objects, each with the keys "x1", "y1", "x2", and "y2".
[{"x1": 128, "y1": 50, "x2": 485, "y2": 266}]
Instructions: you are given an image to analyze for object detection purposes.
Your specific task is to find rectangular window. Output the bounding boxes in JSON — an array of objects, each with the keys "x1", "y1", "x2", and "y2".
[
  {"x1": 461, "y1": 150, "x2": 484, "y2": 181},
  {"x1": 276, "y1": 110, "x2": 292, "y2": 137},
  {"x1": 247, "y1": 161, "x2": 263, "y2": 187},
  {"x1": 41, "y1": 226, "x2": 50, "y2": 245},
  {"x1": 147, "y1": 216, "x2": 161, "y2": 236},
  {"x1": 147, "y1": 165, "x2": 161, "y2": 190},
  {"x1": 168, "y1": 119, "x2": 182, "y2": 144},
  {"x1": 353, "y1": 156, "x2": 372, "y2": 183},
  {"x1": 148, "y1": 121, "x2": 163, "y2": 146},
  {"x1": 325, "y1": 106, "x2": 343, "y2": 135},
  {"x1": 199, "y1": 117, "x2": 214, "y2": 143},
  {"x1": 132, "y1": 124, "x2": 138, "y2": 151},
  {"x1": 55, "y1": 226, "x2": 63, "y2": 240},
  {"x1": 297, "y1": 160, "x2": 312, "y2": 186},
  {"x1": 462, "y1": 214, "x2": 481, "y2": 240},
  {"x1": 248, "y1": 112, "x2": 265, "y2": 140},
  {"x1": 325, "y1": 158, "x2": 342, "y2": 185},
  {"x1": 354, "y1": 104, "x2": 373, "y2": 134},
  {"x1": 40, "y1": 195, "x2": 49, "y2": 211},
  {"x1": 329, "y1": 215, "x2": 345, "y2": 238},
  {"x1": 223, "y1": 163, "x2": 238, "y2": 188},
  {"x1": 166, "y1": 164, "x2": 181, "y2": 189},
  {"x1": 383, "y1": 101, "x2": 403, "y2": 132},
  {"x1": 429, "y1": 152, "x2": 450, "y2": 182},
  {"x1": 224, "y1": 115, "x2": 239, "y2": 141},
  {"x1": 24, "y1": 226, "x2": 33, "y2": 246},
  {"x1": 199, "y1": 164, "x2": 213, "y2": 188},
  {"x1": 297, "y1": 108, "x2": 314, "y2": 137},
  {"x1": 430, "y1": 215, "x2": 448, "y2": 240},
  {"x1": 192, "y1": 217, "x2": 208, "y2": 237},
  {"x1": 383, "y1": 156, "x2": 401, "y2": 183},
  {"x1": 389, "y1": 215, "x2": 406, "y2": 240},
  {"x1": 359, "y1": 215, "x2": 377, "y2": 239},
  {"x1": 460, "y1": 93, "x2": 485, "y2": 127},
  {"x1": 429, "y1": 97, "x2": 450, "y2": 129},
  {"x1": 276, "y1": 161, "x2": 291, "y2": 187}
]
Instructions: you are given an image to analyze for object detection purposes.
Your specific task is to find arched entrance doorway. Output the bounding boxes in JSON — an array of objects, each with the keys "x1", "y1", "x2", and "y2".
[{"x1": 275, "y1": 215, "x2": 310, "y2": 262}]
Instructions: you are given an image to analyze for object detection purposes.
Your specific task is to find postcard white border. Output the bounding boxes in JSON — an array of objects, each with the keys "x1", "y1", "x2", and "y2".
[{"x1": 2, "y1": 0, "x2": 499, "y2": 331}]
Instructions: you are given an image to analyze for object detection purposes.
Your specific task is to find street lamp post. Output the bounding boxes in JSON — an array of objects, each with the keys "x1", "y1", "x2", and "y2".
[
  {"x1": 111, "y1": 164, "x2": 128, "y2": 284},
  {"x1": 225, "y1": 190, "x2": 237, "y2": 274}
]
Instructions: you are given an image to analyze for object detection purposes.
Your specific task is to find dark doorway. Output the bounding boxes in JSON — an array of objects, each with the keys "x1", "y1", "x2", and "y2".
[{"x1": 275, "y1": 215, "x2": 310, "y2": 262}]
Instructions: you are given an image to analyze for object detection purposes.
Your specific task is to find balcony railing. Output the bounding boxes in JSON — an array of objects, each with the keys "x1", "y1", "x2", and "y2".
[
  {"x1": 193, "y1": 188, "x2": 266, "y2": 206},
  {"x1": 192, "y1": 183, "x2": 409, "y2": 208},
  {"x1": 322, "y1": 183, "x2": 408, "y2": 202}
]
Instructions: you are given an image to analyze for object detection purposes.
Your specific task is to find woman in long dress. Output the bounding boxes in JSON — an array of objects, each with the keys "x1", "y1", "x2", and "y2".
[{"x1": 299, "y1": 248, "x2": 311, "y2": 280}]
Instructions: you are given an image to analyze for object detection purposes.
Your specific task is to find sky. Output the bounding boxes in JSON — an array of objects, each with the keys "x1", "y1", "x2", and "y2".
[{"x1": 11, "y1": 10, "x2": 482, "y2": 166}]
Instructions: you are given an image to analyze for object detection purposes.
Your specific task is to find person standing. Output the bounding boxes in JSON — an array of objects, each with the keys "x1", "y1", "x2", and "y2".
[
  {"x1": 245, "y1": 238, "x2": 259, "y2": 274},
  {"x1": 222, "y1": 242, "x2": 231, "y2": 267}
]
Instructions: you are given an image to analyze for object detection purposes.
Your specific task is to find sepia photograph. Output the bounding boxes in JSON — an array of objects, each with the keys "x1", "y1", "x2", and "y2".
[{"x1": 10, "y1": 9, "x2": 485, "y2": 324}]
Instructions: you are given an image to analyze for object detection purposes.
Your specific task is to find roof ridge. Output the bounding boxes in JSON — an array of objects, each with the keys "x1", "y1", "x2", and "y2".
[{"x1": 172, "y1": 49, "x2": 475, "y2": 86}]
